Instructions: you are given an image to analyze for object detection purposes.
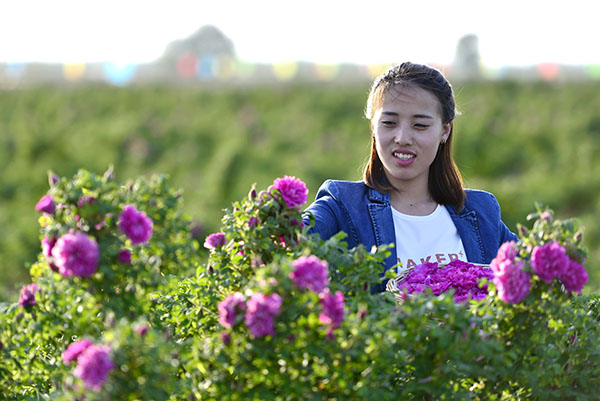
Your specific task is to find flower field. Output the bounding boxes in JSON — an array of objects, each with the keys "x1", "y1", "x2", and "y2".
[
  {"x1": 1, "y1": 169, "x2": 599, "y2": 399},
  {"x1": 2, "y1": 82, "x2": 600, "y2": 302}
]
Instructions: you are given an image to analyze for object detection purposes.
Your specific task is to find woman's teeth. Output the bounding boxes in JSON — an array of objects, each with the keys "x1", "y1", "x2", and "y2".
[{"x1": 393, "y1": 152, "x2": 415, "y2": 160}]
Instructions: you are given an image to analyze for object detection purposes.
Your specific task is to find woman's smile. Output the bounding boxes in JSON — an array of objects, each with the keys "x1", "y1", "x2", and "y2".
[{"x1": 392, "y1": 150, "x2": 416, "y2": 166}]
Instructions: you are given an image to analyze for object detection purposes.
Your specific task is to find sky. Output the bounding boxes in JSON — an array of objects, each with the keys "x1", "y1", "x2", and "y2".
[{"x1": 1, "y1": 0, "x2": 598, "y2": 68}]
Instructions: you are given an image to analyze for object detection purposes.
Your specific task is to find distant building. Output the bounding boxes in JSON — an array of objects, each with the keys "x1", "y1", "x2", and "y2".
[{"x1": 451, "y1": 34, "x2": 482, "y2": 81}]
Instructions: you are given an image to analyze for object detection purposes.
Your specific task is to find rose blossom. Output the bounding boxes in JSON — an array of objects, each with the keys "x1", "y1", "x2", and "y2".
[
  {"x1": 495, "y1": 241, "x2": 518, "y2": 264},
  {"x1": 491, "y1": 256, "x2": 531, "y2": 304},
  {"x1": 118, "y1": 249, "x2": 132, "y2": 265},
  {"x1": 289, "y1": 255, "x2": 329, "y2": 293},
  {"x1": 244, "y1": 292, "x2": 282, "y2": 338},
  {"x1": 18, "y1": 283, "x2": 39, "y2": 307},
  {"x1": 35, "y1": 194, "x2": 55, "y2": 214},
  {"x1": 51, "y1": 231, "x2": 99, "y2": 277},
  {"x1": 73, "y1": 344, "x2": 114, "y2": 391},
  {"x1": 271, "y1": 175, "x2": 308, "y2": 209},
  {"x1": 135, "y1": 323, "x2": 149, "y2": 337},
  {"x1": 396, "y1": 260, "x2": 493, "y2": 302},
  {"x1": 204, "y1": 232, "x2": 226, "y2": 249},
  {"x1": 491, "y1": 241, "x2": 531, "y2": 304},
  {"x1": 62, "y1": 339, "x2": 93, "y2": 363},
  {"x1": 221, "y1": 332, "x2": 232, "y2": 346},
  {"x1": 559, "y1": 259, "x2": 588, "y2": 293},
  {"x1": 319, "y1": 288, "x2": 345, "y2": 329},
  {"x1": 77, "y1": 195, "x2": 96, "y2": 208},
  {"x1": 42, "y1": 235, "x2": 59, "y2": 272},
  {"x1": 530, "y1": 241, "x2": 570, "y2": 283},
  {"x1": 218, "y1": 292, "x2": 246, "y2": 329},
  {"x1": 118, "y1": 205, "x2": 153, "y2": 244}
]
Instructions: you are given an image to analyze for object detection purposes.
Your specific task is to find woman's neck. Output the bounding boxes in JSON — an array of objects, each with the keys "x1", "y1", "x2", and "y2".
[{"x1": 389, "y1": 185, "x2": 437, "y2": 216}]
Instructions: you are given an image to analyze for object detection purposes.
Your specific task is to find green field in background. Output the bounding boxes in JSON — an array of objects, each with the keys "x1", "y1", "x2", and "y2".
[{"x1": 2, "y1": 81, "x2": 600, "y2": 300}]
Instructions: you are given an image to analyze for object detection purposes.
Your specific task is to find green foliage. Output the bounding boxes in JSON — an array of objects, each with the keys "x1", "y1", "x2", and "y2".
[
  {"x1": 1, "y1": 169, "x2": 599, "y2": 399},
  {"x1": 0, "y1": 168, "x2": 199, "y2": 399},
  {"x1": 3, "y1": 82, "x2": 600, "y2": 300}
]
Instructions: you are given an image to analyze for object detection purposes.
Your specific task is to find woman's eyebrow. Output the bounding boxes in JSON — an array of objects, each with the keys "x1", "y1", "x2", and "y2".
[{"x1": 381, "y1": 111, "x2": 433, "y2": 119}]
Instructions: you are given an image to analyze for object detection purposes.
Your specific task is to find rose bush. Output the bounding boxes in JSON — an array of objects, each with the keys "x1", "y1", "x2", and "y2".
[{"x1": 1, "y1": 171, "x2": 599, "y2": 400}]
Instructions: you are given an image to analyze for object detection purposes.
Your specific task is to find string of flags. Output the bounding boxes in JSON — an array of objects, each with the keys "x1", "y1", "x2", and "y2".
[{"x1": 1, "y1": 57, "x2": 599, "y2": 86}]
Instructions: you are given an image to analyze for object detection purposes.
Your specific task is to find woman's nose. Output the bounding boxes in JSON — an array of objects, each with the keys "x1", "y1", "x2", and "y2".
[{"x1": 393, "y1": 125, "x2": 413, "y2": 145}]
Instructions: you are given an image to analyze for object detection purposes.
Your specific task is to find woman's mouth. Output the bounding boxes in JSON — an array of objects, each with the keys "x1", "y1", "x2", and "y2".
[
  {"x1": 393, "y1": 151, "x2": 416, "y2": 166},
  {"x1": 393, "y1": 152, "x2": 415, "y2": 160}
]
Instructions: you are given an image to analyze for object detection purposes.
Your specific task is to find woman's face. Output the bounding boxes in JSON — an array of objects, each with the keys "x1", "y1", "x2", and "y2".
[{"x1": 372, "y1": 84, "x2": 451, "y2": 190}]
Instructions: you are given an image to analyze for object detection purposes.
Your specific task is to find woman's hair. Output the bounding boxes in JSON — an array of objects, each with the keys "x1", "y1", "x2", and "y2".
[{"x1": 363, "y1": 62, "x2": 465, "y2": 210}]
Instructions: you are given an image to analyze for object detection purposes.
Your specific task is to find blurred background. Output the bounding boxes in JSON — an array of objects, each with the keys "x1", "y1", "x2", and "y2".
[{"x1": 1, "y1": 0, "x2": 599, "y2": 300}]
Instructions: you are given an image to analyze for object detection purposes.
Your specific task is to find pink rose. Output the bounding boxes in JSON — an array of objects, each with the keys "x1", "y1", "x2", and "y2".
[
  {"x1": 18, "y1": 283, "x2": 39, "y2": 307},
  {"x1": 218, "y1": 292, "x2": 246, "y2": 329},
  {"x1": 62, "y1": 339, "x2": 93, "y2": 363},
  {"x1": 559, "y1": 259, "x2": 588, "y2": 293},
  {"x1": 41, "y1": 236, "x2": 59, "y2": 272},
  {"x1": 118, "y1": 249, "x2": 132, "y2": 265},
  {"x1": 119, "y1": 205, "x2": 153, "y2": 244},
  {"x1": 319, "y1": 288, "x2": 345, "y2": 329},
  {"x1": 51, "y1": 232, "x2": 99, "y2": 277},
  {"x1": 35, "y1": 194, "x2": 55, "y2": 214},
  {"x1": 289, "y1": 255, "x2": 329, "y2": 293},
  {"x1": 272, "y1": 175, "x2": 308, "y2": 209},
  {"x1": 73, "y1": 344, "x2": 114, "y2": 391},
  {"x1": 530, "y1": 242, "x2": 569, "y2": 283},
  {"x1": 492, "y1": 258, "x2": 531, "y2": 304},
  {"x1": 203, "y1": 232, "x2": 226, "y2": 250},
  {"x1": 244, "y1": 292, "x2": 282, "y2": 338}
]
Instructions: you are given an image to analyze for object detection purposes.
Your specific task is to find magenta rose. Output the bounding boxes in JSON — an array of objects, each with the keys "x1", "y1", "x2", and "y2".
[
  {"x1": 62, "y1": 339, "x2": 93, "y2": 363},
  {"x1": 492, "y1": 258, "x2": 531, "y2": 304},
  {"x1": 42, "y1": 236, "x2": 59, "y2": 272},
  {"x1": 530, "y1": 241, "x2": 570, "y2": 283},
  {"x1": 18, "y1": 283, "x2": 39, "y2": 307},
  {"x1": 495, "y1": 241, "x2": 518, "y2": 262},
  {"x1": 203, "y1": 232, "x2": 226, "y2": 250},
  {"x1": 118, "y1": 249, "x2": 132, "y2": 265},
  {"x1": 51, "y1": 232, "x2": 99, "y2": 277},
  {"x1": 491, "y1": 242, "x2": 531, "y2": 304},
  {"x1": 218, "y1": 292, "x2": 246, "y2": 329},
  {"x1": 397, "y1": 260, "x2": 493, "y2": 303},
  {"x1": 221, "y1": 332, "x2": 232, "y2": 346},
  {"x1": 559, "y1": 259, "x2": 589, "y2": 293},
  {"x1": 118, "y1": 205, "x2": 153, "y2": 244},
  {"x1": 319, "y1": 289, "x2": 345, "y2": 330},
  {"x1": 272, "y1": 175, "x2": 308, "y2": 209},
  {"x1": 289, "y1": 255, "x2": 329, "y2": 293},
  {"x1": 35, "y1": 194, "x2": 55, "y2": 214},
  {"x1": 134, "y1": 323, "x2": 149, "y2": 337},
  {"x1": 73, "y1": 344, "x2": 114, "y2": 391},
  {"x1": 244, "y1": 292, "x2": 282, "y2": 338}
]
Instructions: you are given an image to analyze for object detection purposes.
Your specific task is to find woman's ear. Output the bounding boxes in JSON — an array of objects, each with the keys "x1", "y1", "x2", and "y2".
[{"x1": 441, "y1": 122, "x2": 452, "y2": 143}]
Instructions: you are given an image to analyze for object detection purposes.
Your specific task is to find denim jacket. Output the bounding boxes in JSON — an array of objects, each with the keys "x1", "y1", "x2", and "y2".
[{"x1": 303, "y1": 180, "x2": 517, "y2": 291}]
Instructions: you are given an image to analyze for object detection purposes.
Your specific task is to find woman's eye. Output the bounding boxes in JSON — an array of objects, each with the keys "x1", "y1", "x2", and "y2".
[
  {"x1": 381, "y1": 121, "x2": 396, "y2": 126},
  {"x1": 414, "y1": 124, "x2": 429, "y2": 129}
]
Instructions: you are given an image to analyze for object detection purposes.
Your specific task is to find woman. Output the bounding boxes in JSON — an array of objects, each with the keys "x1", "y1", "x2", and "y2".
[{"x1": 303, "y1": 62, "x2": 517, "y2": 292}]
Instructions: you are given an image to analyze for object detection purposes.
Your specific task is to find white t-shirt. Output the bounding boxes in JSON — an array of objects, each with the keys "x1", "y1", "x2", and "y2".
[{"x1": 391, "y1": 204, "x2": 467, "y2": 274}]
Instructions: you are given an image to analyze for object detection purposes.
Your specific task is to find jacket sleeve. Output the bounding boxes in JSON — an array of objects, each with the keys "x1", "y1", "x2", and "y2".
[
  {"x1": 486, "y1": 192, "x2": 519, "y2": 248},
  {"x1": 302, "y1": 180, "x2": 342, "y2": 241},
  {"x1": 499, "y1": 218, "x2": 519, "y2": 245}
]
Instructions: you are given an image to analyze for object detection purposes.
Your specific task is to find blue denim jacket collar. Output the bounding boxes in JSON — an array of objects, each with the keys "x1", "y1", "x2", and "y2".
[{"x1": 366, "y1": 187, "x2": 486, "y2": 270}]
